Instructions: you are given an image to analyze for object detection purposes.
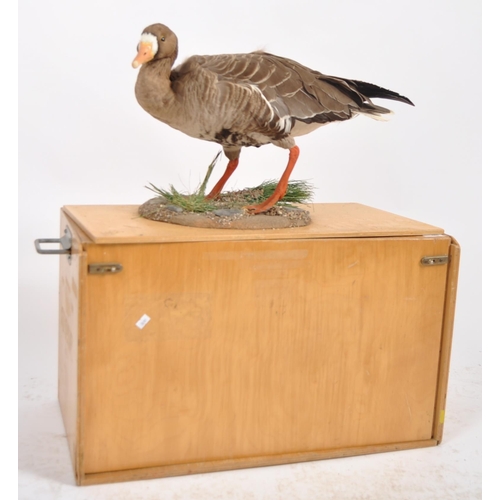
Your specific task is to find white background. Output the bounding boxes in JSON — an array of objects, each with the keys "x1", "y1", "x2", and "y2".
[{"x1": 18, "y1": 1, "x2": 481, "y2": 498}]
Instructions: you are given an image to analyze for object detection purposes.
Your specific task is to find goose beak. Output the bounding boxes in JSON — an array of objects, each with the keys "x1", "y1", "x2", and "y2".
[{"x1": 132, "y1": 42, "x2": 154, "y2": 68}]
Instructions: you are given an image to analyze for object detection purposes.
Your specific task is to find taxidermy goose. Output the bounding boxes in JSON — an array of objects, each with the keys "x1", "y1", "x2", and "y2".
[{"x1": 132, "y1": 23, "x2": 414, "y2": 213}]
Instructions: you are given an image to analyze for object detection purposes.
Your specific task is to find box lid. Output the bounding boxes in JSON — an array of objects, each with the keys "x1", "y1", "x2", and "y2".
[{"x1": 62, "y1": 203, "x2": 444, "y2": 244}]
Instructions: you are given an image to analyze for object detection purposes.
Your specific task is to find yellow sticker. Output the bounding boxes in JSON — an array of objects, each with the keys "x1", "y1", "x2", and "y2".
[{"x1": 439, "y1": 410, "x2": 445, "y2": 424}]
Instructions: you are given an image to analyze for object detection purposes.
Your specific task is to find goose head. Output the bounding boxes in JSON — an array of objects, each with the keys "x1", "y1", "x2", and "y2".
[{"x1": 132, "y1": 23, "x2": 178, "y2": 68}]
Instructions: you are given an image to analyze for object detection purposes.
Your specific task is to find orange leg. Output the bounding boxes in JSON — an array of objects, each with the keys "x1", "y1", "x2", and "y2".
[
  {"x1": 245, "y1": 146, "x2": 300, "y2": 214},
  {"x1": 205, "y1": 158, "x2": 239, "y2": 199}
]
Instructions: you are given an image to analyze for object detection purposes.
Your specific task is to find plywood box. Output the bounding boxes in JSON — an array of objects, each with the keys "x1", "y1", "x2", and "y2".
[{"x1": 55, "y1": 203, "x2": 460, "y2": 485}]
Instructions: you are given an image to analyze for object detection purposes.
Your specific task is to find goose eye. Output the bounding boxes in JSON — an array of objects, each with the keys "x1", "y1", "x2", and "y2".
[{"x1": 161, "y1": 37, "x2": 165, "y2": 42}]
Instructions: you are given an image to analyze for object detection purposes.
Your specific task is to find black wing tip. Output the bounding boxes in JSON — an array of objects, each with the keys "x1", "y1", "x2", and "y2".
[
  {"x1": 347, "y1": 79, "x2": 415, "y2": 107},
  {"x1": 371, "y1": 92, "x2": 415, "y2": 107},
  {"x1": 398, "y1": 95, "x2": 415, "y2": 107}
]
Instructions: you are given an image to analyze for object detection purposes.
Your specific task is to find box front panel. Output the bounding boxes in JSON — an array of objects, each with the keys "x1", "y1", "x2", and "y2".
[{"x1": 83, "y1": 236, "x2": 450, "y2": 474}]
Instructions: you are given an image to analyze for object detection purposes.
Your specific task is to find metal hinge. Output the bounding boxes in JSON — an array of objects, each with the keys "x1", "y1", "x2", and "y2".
[
  {"x1": 88, "y1": 263, "x2": 123, "y2": 274},
  {"x1": 420, "y1": 255, "x2": 449, "y2": 266}
]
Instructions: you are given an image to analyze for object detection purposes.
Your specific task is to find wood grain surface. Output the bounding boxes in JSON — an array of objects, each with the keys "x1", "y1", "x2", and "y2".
[
  {"x1": 62, "y1": 203, "x2": 444, "y2": 244},
  {"x1": 81, "y1": 235, "x2": 451, "y2": 475},
  {"x1": 57, "y1": 213, "x2": 87, "y2": 483},
  {"x1": 55, "y1": 204, "x2": 459, "y2": 485}
]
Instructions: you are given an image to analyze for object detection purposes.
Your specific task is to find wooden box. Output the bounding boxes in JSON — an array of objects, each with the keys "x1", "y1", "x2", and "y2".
[{"x1": 56, "y1": 203, "x2": 459, "y2": 485}]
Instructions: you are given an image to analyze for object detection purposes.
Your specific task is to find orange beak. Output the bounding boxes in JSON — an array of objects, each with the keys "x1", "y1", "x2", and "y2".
[{"x1": 132, "y1": 42, "x2": 154, "y2": 68}]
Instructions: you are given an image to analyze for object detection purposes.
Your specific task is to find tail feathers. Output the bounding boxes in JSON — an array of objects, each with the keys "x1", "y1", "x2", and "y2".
[
  {"x1": 359, "y1": 103, "x2": 394, "y2": 121},
  {"x1": 347, "y1": 79, "x2": 415, "y2": 106}
]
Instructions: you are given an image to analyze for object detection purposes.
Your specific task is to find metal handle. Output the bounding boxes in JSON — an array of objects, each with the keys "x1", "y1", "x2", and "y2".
[{"x1": 35, "y1": 226, "x2": 72, "y2": 255}]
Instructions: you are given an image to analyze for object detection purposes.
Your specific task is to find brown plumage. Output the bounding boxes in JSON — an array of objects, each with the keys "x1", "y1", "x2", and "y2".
[{"x1": 132, "y1": 23, "x2": 414, "y2": 213}]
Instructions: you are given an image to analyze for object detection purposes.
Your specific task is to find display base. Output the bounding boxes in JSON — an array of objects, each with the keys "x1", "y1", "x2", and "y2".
[{"x1": 138, "y1": 197, "x2": 311, "y2": 229}]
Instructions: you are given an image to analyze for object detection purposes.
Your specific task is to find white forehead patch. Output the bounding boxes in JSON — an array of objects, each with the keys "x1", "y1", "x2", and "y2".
[{"x1": 140, "y1": 32, "x2": 158, "y2": 56}]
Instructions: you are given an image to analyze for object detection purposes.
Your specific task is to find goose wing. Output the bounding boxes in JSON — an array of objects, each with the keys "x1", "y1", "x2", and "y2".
[{"x1": 187, "y1": 52, "x2": 388, "y2": 128}]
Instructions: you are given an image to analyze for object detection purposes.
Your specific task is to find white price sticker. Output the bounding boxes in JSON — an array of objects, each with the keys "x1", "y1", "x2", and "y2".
[{"x1": 135, "y1": 314, "x2": 151, "y2": 330}]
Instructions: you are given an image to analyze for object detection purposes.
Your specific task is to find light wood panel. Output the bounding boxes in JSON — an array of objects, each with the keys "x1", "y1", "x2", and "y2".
[
  {"x1": 57, "y1": 213, "x2": 87, "y2": 483},
  {"x1": 81, "y1": 439, "x2": 438, "y2": 485},
  {"x1": 432, "y1": 238, "x2": 461, "y2": 442},
  {"x1": 62, "y1": 203, "x2": 444, "y2": 244},
  {"x1": 81, "y1": 235, "x2": 450, "y2": 474}
]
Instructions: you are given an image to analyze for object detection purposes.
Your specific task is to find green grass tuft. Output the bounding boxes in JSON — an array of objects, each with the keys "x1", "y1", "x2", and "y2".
[
  {"x1": 146, "y1": 152, "x2": 315, "y2": 213},
  {"x1": 146, "y1": 183, "x2": 218, "y2": 213},
  {"x1": 258, "y1": 179, "x2": 315, "y2": 205}
]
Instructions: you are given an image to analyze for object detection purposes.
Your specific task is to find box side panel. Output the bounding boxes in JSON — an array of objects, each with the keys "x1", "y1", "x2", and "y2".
[
  {"x1": 82, "y1": 236, "x2": 450, "y2": 475},
  {"x1": 58, "y1": 212, "x2": 87, "y2": 483},
  {"x1": 432, "y1": 238, "x2": 461, "y2": 442}
]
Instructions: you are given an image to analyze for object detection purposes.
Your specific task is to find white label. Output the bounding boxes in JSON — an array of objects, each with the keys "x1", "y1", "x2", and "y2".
[{"x1": 135, "y1": 314, "x2": 151, "y2": 330}]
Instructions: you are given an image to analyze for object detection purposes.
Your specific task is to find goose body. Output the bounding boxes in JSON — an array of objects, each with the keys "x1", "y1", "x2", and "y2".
[{"x1": 132, "y1": 24, "x2": 413, "y2": 213}]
